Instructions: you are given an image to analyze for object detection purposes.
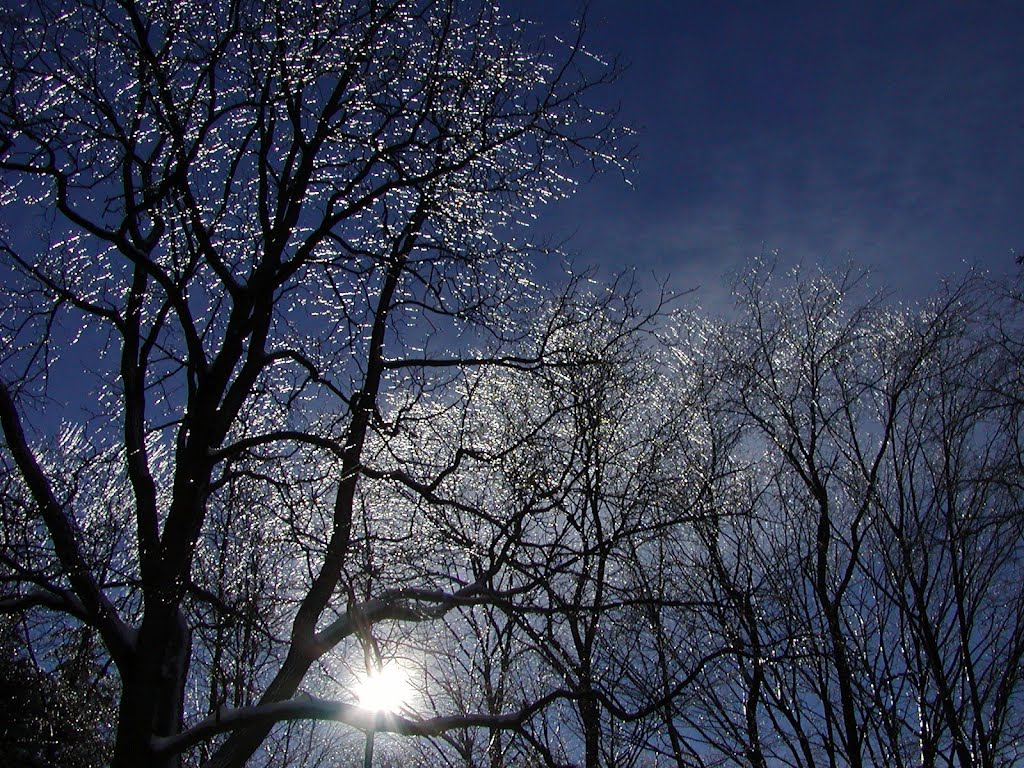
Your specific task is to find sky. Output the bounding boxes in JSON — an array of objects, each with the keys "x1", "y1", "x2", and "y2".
[{"x1": 510, "y1": 0, "x2": 1024, "y2": 307}]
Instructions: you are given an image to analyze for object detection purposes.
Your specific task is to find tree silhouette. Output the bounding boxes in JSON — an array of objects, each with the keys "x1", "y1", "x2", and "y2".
[{"x1": 0, "y1": 1, "x2": 628, "y2": 765}]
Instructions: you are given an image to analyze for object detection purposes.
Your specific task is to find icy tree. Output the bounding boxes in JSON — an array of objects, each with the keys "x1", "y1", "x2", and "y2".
[
  {"x1": 0, "y1": 0, "x2": 629, "y2": 765},
  {"x1": 665, "y1": 264, "x2": 1024, "y2": 768}
]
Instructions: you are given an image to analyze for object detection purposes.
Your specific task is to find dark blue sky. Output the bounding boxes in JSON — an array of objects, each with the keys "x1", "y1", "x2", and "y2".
[{"x1": 512, "y1": 0, "x2": 1024, "y2": 305}]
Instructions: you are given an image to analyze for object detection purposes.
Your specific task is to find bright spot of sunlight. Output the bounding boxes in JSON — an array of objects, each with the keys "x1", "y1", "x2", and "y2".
[{"x1": 354, "y1": 665, "x2": 413, "y2": 713}]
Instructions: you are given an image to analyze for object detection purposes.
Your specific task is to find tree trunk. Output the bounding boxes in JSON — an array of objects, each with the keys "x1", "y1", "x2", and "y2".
[{"x1": 112, "y1": 609, "x2": 190, "y2": 768}]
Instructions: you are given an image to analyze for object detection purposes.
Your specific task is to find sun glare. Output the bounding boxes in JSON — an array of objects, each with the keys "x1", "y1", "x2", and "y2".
[{"x1": 354, "y1": 665, "x2": 413, "y2": 713}]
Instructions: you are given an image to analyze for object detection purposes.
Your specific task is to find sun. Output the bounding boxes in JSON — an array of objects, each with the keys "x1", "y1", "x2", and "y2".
[{"x1": 354, "y1": 665, "x2": 413, "y2": 713}]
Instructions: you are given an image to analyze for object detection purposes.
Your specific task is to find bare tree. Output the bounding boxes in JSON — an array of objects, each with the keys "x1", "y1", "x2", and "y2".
[
  {"x1": 866, "y1": 279, "x2": 1024, "y2": 768},
  {"x1": 373, "y1": 280, "x2": 686, "y2": 768},
  {"x1": 0, "y1": 0, "x2": 629, "y2": 766},
  {"x1": 665, "y1": 264, "x2": 1024, "y2": 768},
  {"x1": 497, "y1": 283, "x2": 683, "y2": 768}
]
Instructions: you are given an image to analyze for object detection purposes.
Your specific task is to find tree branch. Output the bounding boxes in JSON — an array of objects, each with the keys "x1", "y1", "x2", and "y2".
[
  {"x1": 155, "y1": 690, "x2": 570, "y2": 758},
  {"x1": 0, "y1": 381, "x2": 136, "y2": 665}
]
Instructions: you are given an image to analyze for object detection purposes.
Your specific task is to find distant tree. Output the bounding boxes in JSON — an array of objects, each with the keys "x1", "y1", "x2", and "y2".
[
  {"x1": 0, "y1": 1, "x2": 628, "y2": 766},
  {"x1": 490, "y1": 284, "x2": 683, "y2": 768},
  {"x1": 866, "y1": 280, "x2": 1024, "y2": 768},
  {"x1": 348, "y1": 281, "x2": 681, "y2": 768},
  {"x1": 666, "y1": 264, "x2": 1024, "y2": 768}
]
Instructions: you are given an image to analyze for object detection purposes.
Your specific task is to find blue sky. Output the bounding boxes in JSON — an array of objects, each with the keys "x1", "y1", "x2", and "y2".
[{"x1": 512, "y1": 0, "x2": 1024, "y2": 305}]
